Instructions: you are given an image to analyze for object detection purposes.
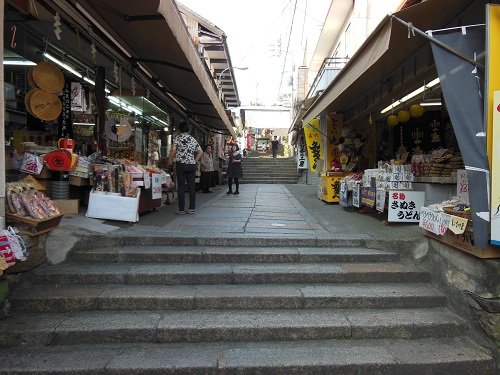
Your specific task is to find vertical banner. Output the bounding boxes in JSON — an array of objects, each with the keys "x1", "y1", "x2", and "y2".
[
  {"x1": 303, "y1": 118, "x2": 323, "y2": 173},
  {"x1": 491, "y1": 91, "x2": 500, "y2": 246},
  {"x1": 430, "y1": 26, "x2": 490, "y2": 248},
  {"x1": 297, "y1": 132, "x2": 308, "y2": 170},
  {"x1": 486, "y1": 5, "x2": 500, "y2": 167}
]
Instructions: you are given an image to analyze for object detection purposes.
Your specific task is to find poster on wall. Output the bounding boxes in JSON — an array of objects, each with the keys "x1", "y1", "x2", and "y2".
[
  {"x1": 303, "y1": 118, "x2": 323, "y2": 173},
  {"x1": 388, "y1": 191, "x2": 425, "y2": 223},
  {"x1": 297, "y1": 132, "x2": 308, "y2": 170},
  {"x1": 491, "y1": 91, "x2": 500, "y2": 245}
]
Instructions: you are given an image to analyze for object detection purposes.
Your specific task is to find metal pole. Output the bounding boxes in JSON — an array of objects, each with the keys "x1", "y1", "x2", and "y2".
[{"x1": 391, "y1": 15, "x2": 484, "y2": 72}]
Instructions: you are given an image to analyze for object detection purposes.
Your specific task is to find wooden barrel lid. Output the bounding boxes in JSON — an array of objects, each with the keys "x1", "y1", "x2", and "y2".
[
  {"x1": 24, "y1": 88, "x2": 38, "y2": 116},
  {"x1": 32, "y1": 61, "x2": 65, "y2": 94},
  {"x1": 27, "y1": 68, "x2": 38, "y2": 89},
  {"x1": 29, "y1": 89, "x2": 62, "y2": 121}
]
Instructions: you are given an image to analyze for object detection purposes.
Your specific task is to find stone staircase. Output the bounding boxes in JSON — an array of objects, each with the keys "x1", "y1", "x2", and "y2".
[
  {"x1": 0, "y1": 238, "x2": 494, "y2": 374},
  {"x1": 241, "y1": 157, "x2": 299, "y2": 184}
]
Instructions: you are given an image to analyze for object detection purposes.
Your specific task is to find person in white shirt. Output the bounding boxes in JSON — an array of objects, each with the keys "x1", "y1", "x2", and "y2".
[
  {"x1": 200, "y1": 145, "x2": 214, "y2": 193},
  {"x1": 167, "y1": 121, "x2": 202, "y2": 214}
]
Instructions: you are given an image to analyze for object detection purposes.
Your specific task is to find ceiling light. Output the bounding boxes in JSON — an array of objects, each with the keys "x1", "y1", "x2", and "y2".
[
  {"x1": 420, "y1": 102, "x2": 442, "y2": 106},
  {"x1": 108, "y1": 96, "x2": 143, "y2": 115},
  {"x1": 380, "y1": 78, "x2": 440, "y2": 114},
  {"x1": 3, "y1": 60, "x2": 36, "y2": 66},
  {"x1": 43, "y1": 52, "x2": 82, "y2": 79}
]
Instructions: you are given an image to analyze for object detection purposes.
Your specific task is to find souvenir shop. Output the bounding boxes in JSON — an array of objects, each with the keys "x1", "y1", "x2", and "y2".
[
  {"x1": 296, "y1": 0, "x2": 499, "y2": 258},
  {"x1": 1, "y1": 0, "x2": 229, "y2": 245}
]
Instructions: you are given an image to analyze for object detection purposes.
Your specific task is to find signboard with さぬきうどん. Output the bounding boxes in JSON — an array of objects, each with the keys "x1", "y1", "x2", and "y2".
[{"x1": 388, "y1": 191, "x2": 425, "y2": 223}]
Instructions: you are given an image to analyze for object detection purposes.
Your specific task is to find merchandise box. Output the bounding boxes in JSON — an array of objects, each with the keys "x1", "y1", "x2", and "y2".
[
  {"x1": 53, "y1": 199, "x2": 80, "y2": 215},
  {"x1": 86, "y1": 189, "x2": 140, "y2": 222},
  {"x1": 69, "y1": 175, "x2": 90, "y2": 186}
]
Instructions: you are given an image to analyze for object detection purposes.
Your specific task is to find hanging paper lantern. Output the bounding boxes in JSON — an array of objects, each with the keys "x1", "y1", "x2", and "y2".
[
  {"x1": 409, "y1": 104, "x2": 425, "y2": 118},
  {"x1": 397, "y1": 110, "x2": 411, "y2": 123},
  {"x1": 387, "y1": 115, "x2": 399, "y2": 126}
]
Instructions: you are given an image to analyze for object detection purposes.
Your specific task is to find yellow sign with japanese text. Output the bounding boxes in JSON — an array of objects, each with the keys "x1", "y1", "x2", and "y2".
[
  {"x1": 303, "y1": 118, "x2": 323, "y2": 173},
  {"x1": 486, "y1": 5, "x2": 500, "y2": 168},
  {"x1": 491, "y1": 91, "x2": 500, "y2": 246}
]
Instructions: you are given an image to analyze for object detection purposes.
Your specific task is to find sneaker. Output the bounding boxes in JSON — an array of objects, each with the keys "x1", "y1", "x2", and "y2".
[
  {"x1": 226, "y1": 190, "x2": 233, "y2": 195},
  {"x1": 186, "y1": 209, "x2": 195, "y2": 214},
  {"x1": 176, "y1": 210, "x2": 186, "y2": 215},
  {"x1": 233, "y1": 190, "x2": 239, "y2": 195}
]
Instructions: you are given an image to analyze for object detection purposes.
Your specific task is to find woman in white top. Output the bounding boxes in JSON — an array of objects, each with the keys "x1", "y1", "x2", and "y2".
[{"x1": 200, "y1": 145, "x2": 214, "y2": 193}]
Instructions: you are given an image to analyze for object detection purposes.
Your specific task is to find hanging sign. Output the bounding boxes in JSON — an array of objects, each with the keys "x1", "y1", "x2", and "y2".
[
  {"x1": 303, "y1": 118, "x2": 323, "y2": 173},
  {"x1": 456, "y1": 169, "x2": 469, "y2": 203},
  {"x1": 151, "y1": 173, "x2": 162, "y2": 200},
  {"x1": 491, "y1": 91, "x2": 500, "y2": 245},
  {"x1": 297, "y1": 133, "x2": 308, "y2": 170},
  {"x1": 388, "y1": 190, "x2": 425, "y2": 223},
  {"x1": 352, "y1": 184, "x2": 360, "y2": 208},
  {"x1": 375, "y1": 189, "x2": 386, "y2": 212}
]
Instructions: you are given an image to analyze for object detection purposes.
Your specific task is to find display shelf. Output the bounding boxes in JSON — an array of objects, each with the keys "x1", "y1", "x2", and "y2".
[{"x1": 6, "y1": 212, "x2": 63, "y2": 236}]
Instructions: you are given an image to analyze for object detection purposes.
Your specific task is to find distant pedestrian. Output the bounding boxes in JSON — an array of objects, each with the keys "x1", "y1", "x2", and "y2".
[
  {"x1": 271, "y1": 136, "x2": 279, "y2": 158},
  {"x1": 200, "y1": 145, "x2": 214, "y2": 193},
  {"x1": 167, "y1": 121, "x2": 203, "y2": 214},
  {"x1": 226, "y1": 144, "x2": 243, "y2": 195}
]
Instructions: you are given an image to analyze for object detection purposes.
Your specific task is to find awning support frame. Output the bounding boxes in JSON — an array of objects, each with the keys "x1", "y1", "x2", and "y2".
[{"x1": 391, "y1": 15, "x2": 484, "y2": 71}]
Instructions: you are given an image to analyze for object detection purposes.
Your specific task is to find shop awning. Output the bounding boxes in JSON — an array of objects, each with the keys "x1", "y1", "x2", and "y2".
[
  {"x1": 302, "y1": 0, "x2": 477, "y2": 126},
  {"x1": 73, "y1": 0, "x2": 236, "y2": 137}
]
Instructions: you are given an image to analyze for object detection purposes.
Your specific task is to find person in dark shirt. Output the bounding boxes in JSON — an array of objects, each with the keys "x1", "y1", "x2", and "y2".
[
  {"x1": 226, "y1": 144, "x2": 243, "y2": 195},
  {"x1": 271, "y1": 136, "x2": 279, "y2": 158}
]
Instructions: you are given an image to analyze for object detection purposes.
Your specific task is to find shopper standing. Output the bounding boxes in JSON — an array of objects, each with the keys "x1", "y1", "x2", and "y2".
[
  {"x1": 226, "y1": 144, "x2": 243, "y2": 195},
  {"x1": 200, "y1": 144, "x2": 214, "y2": 193},
  {"x1": 167, "y1": 121, "x2": 202, "y2": 214},
  {"x1": 271, "y1": 136, "x2": 279, "y2": 158}
]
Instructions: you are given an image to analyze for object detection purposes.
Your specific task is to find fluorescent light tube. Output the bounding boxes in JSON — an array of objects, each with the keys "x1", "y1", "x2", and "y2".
[
  {"x1": 3, "y1": 60, "x2": 36, "y2": 66},
  {"x1": 381, "y1": 78, "x2": 440, "y2": 114},
  {"x1": 43, "y1": 53, "x2": 82, "y2": 79}
]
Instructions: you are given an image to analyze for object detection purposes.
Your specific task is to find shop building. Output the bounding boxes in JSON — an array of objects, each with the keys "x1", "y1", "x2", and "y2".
[
  {"x1": 0, "y1": 1, "x2": 241, "y2": 260},
  {"x1": 290, "y1": 0, "x2": 500, "y2": 360}
]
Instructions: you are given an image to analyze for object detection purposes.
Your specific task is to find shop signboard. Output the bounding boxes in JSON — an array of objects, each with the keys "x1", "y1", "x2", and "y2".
[
  {"x1": 151, "y1": 173, "x2": 162, "y2": 200},
  {"x1": 419, "y1": 207, "x2": 450, "y2": 235},
  {"x1": 360, "y1": 187, "x2": 376, "y2": 208},
  {"x1": 492, "y1": 91, "x2": 500, "y2": 245},
  {"x1": 375, "y1": 189, "x2": 386, "y2": 213},
  {"x1": 388, "y1": 191, "x2": 425, "y2": 223},
  {"x1": 297, "y1": 132, "x2": 308, "y2": 170},
  {"x1": 339, "y1": 181, "x2": 348, "y2": 207},
  {"x1": 303, "y1": 118, "x2": 323, "y2": 173},
  {"x1": 352, "y1": 184, "x2": 360, "y2": 208}
]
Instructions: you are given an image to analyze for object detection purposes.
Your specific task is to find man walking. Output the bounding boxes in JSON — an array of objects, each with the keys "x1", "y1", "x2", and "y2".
[{"x1": 271, "y1": 136, "x2": 279, "y2": 158}]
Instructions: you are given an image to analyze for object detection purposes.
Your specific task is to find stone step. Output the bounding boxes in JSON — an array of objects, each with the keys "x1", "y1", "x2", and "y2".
[
  {"x1": 0, "y1": 337, "x2": 493, "y2": 374},
  {"x1": 240, "y1": 179, "x2": 299, "y2": 184},
  {"x1": 0, "y1": 308, "x2": 466, "y2": 346},
  {"x1": 70, "y1": 246, "x2": 400, "y2": 264},
  {"x1": 11, "y1": 283, "x2": 446, "y2": 312},
  {"x1": 31, "y1": 262, "x2": 430, "y2": 285}
]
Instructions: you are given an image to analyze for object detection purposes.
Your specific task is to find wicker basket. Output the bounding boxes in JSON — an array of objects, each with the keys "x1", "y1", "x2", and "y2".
[{"x1": 443, "y1": 207, "x2": 471, "y2": 219}]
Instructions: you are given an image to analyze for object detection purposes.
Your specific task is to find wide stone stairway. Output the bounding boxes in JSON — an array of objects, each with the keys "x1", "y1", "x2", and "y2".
[
  {"x1": 240, "y1": 157, "x2": 299, "y2": 184},
  {"x1": 0, "y1": 237, "x2": 493, "y2": 374}
]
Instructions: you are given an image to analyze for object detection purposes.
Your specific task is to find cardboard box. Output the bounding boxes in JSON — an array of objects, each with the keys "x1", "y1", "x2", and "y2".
[
  {"x1": 53, "y1": 199, "x2": 80, "y2": 215},
  {"x1": 69, "y1": 175, "x2": 91, "y2": 186}
]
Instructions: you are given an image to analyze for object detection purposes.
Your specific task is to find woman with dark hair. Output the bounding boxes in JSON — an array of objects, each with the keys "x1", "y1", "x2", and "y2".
[
  {"x1": 226, "y1": 144, "x2": 243, "y2": 195},
  {"x1": 167, "y1": 121, "x2": 203, "y2": 214}
]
